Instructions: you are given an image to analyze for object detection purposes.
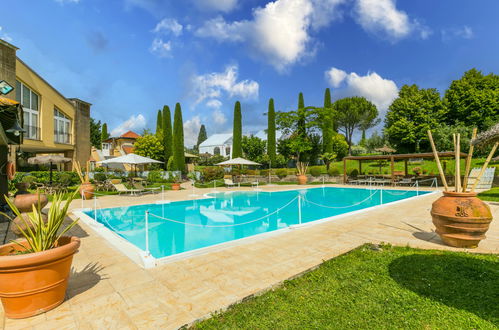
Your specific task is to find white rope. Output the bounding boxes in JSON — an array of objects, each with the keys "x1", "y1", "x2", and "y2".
[
  {"x1": 93, "y1": 199, "x2": 126, "y2": 234},
  {"x1": 303, "y1": 189, "x2": 379, "y2": 209},
  {"x1": 148, "y1": 195, "x2": 299, "y2": 228},
  {"x1": 383, "y1": 189, "x2": 411, "y2": 196}
]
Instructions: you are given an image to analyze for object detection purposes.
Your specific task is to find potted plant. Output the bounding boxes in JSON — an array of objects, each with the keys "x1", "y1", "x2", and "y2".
[
  {"x1": 75, "y1": 161, "x2": 94, "y2": 199},
  {"x1": 0, "y1": 192, "x2": 80, "y2": 319},
  {"x1": 428, "y1": 128, "x2": 494, "y2": 248},
  {"x1": 296, "y1": 161, "x2": 308, "y2": 185},
  {"x1": 171, "y1": 173, "x2": 181, "y2": 190}
]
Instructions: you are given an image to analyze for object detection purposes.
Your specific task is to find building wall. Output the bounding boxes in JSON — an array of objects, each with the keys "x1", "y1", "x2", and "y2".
[
  {"x1": 0, "y1": 41, "x2": 17, "y2": 98},
  {"x1": 69, "y1": 98, "x2": 91, "y2": 167},
  {"x1": 199, "y1": 144, "x2": 232, "y2": 158},
  {"x1": 16, "y1": 58, "x2": 76, "y2": 154}
]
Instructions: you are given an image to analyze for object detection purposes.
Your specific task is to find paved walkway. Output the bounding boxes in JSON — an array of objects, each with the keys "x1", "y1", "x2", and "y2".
[{"x1": 1, "y1": 184, "x2": 498, "y2": 329}]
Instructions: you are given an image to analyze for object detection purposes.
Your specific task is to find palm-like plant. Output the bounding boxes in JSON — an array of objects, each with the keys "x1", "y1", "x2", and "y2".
[{"x1": 4, "y1": 192, "x2": 79, "y2": 253}]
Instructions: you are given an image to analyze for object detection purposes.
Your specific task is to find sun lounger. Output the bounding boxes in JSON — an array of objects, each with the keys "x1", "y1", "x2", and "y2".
[
  {"x1": 224, "y1": 178, "x2": 236, "y2": 188},
  {"x1": 112, "y1": 183, "x2": 143, "y2": 195},
  {"x1": 133, "y1": 182, "x2": 160, "y2": 194}
]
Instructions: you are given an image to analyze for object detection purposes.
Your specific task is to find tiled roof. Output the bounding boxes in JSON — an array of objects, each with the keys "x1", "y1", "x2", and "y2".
[
  {"x1": 121, "y1": 131, "x2": 140, "y2": 139},
  {"x1": 122, "y1": 145, "x2": 135, "y2": 154}
]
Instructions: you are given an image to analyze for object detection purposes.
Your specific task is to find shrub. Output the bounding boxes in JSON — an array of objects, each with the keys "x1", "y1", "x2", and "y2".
[
  {"x1": 147, "y1": 170, "x2": 166, "y2": 183},
  {"x1": 21, "y1": 175, "x2": 37, "y2": 188},
  {"x1": 94, "y1": 172, "x2": 107, "y2": 182},
  {"x1": 202, "y1": 167, "x2": 224, "y2": 182},
  {"x1": 59, "y1": 172, "x2": 74, "y2": 186},
  {"x1": 328, "y1": 167, "x2": 340, "y2": 176},
  {"x1": 167, "y1": 156, "x2": 175, "y2": 171},
  {"x1": 351, "y1": 145, "x2": 367, "y2": 156},
  {"x1": 94, "y1": 167, "x2": 105, "y2": 173},
  {"x1": 276, "y1": 169, "x2": 288, "y2": 179},
  {"x1": 260, "y1": 169, "x2": 270, "y2": 176},
  {"x1": 349, "y1": 168, "x2": 359, "y2": 177},
  {"x1": 246, "y1": 169, "x2": 259, "y2": 175},
  {"x1": 309, "y1": 167, "x2": 322, "y2": 177}
]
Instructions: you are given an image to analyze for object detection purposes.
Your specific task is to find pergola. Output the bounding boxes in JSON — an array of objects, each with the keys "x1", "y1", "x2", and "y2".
[{"x1": 342, "y1": 151, "x2": 467, "y2": 184}]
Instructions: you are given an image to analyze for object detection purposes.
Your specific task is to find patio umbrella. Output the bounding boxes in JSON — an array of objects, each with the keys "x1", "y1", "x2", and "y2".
[
  {"x1": 375, "y1": 145, "x2": 396, "y2": 154},
  {"x1": 215, "y1": 157, "x2": 261, "y2": 166},
  {"x1": 472, "y1": 122, "x2": 499, "y2": 146},
  {"x1": 97, "y1": 153, "x2": 163, "y2": 176},
  {"x1": 28, "y1": 155, "x2": 72, "y2": 185}
]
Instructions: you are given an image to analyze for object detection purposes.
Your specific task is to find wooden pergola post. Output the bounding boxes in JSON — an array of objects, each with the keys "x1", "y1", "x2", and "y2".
[
  {"x1": 404, "y1": 159, "x2": 408, "y2": 177},
  {"x1": 390, "y1": 156, "x2": 395, "y2": 183},
  {"x1": 343, "y1": 158, "x2": 347, "y2": 184},
  {"x1": 359, "y1": 160, "x2": 362, "y2": 175}
]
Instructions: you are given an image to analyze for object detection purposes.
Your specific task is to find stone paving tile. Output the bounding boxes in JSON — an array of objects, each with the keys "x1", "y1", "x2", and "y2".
[{"x1": 1, "y1": 185, "x2": 498, "y2": 329}]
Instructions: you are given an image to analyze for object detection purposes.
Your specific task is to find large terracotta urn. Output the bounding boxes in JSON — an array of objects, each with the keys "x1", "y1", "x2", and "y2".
[
  {"x1": 79, "y1": 182, "x2": 95, "y2": 200},
  {"x1": 0, "y1": 236, "x2": 80, "y2": 319},
  {"x1": 297, "y1": 175, "x2": 308, "y2": 185},
  {"x1": 431, "y1": 191, "x2": 493, "y2": 248},
  {"x1": 171, "y1": 183, "x2": 181, "y2": 190},
  {"x1": 13, "y1": 194, "x2": 48, "y2": 213}
]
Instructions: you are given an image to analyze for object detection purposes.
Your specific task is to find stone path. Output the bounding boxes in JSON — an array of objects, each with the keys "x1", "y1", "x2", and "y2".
[{"x1": 1, "y1": 184, "x2": 498, "y2": 329}]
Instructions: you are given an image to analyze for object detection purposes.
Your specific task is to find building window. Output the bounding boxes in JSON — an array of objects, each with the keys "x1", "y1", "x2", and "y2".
[
  {"x1": 17, "y1": 80, "x2": 40, "y2": 140},
  {"x1": 54, "y1": 108, "x2": 71, "y2": 144},
  {"x1": 214, "y1": 146, "x2": 221, "y2": 155},
  {"x1": 225, "y1": 147, "x2": 231, "y2": 156}
]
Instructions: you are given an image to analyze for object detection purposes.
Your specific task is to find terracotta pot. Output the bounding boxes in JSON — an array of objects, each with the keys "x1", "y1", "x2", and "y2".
[
  {"x1": 13, "y1": 193, "x2": 48, "y2": 213},
  {"x1": 0, "y1": 236, "x2": 80, "y2": 319},
  {"x1": 12, "y1": 212, "x2": 49, "y2": 237},
  {"x1": 431, "y1": 191, "x2": 493, "y2": 248},
  {"x1": 171, "y1": 183, "x2": 181, "y2": 191},
  {"x1": 297, "y1": 175, "x2": 308, "y2": 185},
  {"x1": 79, "y1": 182, "x2": 95, "y2": 200}
]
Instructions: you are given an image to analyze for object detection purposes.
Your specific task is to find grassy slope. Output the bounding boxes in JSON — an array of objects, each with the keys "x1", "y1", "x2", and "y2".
[
  {"x1": 195, "y1": 245, "x2": 499, "y2": 329},
  {"x1": 478, "y1": 187, "x2": 499, "y2": 202}
]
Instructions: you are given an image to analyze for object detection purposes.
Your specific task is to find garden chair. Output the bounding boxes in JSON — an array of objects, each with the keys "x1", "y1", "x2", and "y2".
[
  {"x1": 396, "y1": 177, "x2": 413, "y2": 186},
  {"x1": 224, "y1": 178, "x2": 236, "y2": 188}
]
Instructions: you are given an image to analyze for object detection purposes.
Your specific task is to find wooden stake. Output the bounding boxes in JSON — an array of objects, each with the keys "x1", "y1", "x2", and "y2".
[
  {"x1": 427, "y1": 130, "x2": 448, "y2": 191},
  {"x1": 455, "y1": 134, "x2": 461, "y2": 192},
  {"x1": 471, "y1": 142, "x2": 499, "y2": 191},
  {"x1": 462, "y1": 128, "x2": 477, "y2": 191}
]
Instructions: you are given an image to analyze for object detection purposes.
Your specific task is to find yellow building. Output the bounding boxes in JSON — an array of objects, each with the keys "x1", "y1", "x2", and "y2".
[{"x1": 0, "y1": 39, "x2": 91, "y2": 169}]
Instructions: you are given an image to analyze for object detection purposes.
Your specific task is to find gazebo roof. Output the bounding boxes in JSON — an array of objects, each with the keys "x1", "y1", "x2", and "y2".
[
  {"x1": 473, "y1": 122, "x2": 499, "y2": 146},
  {"x1": 343, "y1": 151, "x2": 467, "y2": 161}
]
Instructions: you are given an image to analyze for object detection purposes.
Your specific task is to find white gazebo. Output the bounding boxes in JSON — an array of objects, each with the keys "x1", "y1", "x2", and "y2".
[{"x1": 215, "y1": 157, "x2": 261, "y2": 166}]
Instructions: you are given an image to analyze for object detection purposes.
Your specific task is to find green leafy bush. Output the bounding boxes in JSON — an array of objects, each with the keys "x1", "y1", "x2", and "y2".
[
  {"x1": 276, "y1": 169, "x2": 288, "y2": 179},
  {"x1": 21, "y1": 175, "x2": 37, "y2": 188},
  {"x1": 202, "y1": 167, "x2": 224, "y2": 182},
  {"x1": 349, "y1": 168, "x2": 359, "y2": 177},
  {"x1": 59, "y1": 172, "x2": 74, "y2": 186},
  {"x1": 309, "y1": 167, "x2": 322, "y2": 177},
  {"x1": 328, "y1": 167, "x2": 340, "y2": 176},
  {"x1": 94, "y1": 172, "x2": 107, "y2": 182},
  {"x1": 351, "y1": 145, "x2": 367, "y2": 156}
]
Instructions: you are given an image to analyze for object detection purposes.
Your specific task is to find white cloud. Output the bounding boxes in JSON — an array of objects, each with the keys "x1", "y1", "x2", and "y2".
[
  {"x1": 325, "y1": 67, "x2": 398, "y2": 116},
  {"x1": 149, "y1": 37, "x2": 172, "y2": 57},
  {"x1": 441, "y1": 26, "x2": 473, "y2": 41},
  {"x1": 191, "y1": 65, "x2": 259, "y2": 106},
  {"x1": 192, "y1": 0, "x2": 238, "y2": 12},
  {"x1": 183, "y1": 115, "x2": 202, "y2": 147},
  {"x1": 354, "y1": 0, "x2": 430, "y2": 41},
  {"x1": 325, "y1": 67, "x2": 347, "y2": 87},
  {"x1": 206, "y1": 99, "x2": 223, "y2": 109},
  {"x1": 196, "y1": 0, "x2": 346, "y2": 71},
  {"x1": 212, "y1": 108, "x2": 227, "y2": 125},
  {"x1": 0, "y1": 26, "x2": 12, "y2": 43},
  {"x1": 153, "y1": 18, "x2": 183, "y2": 36},
  {"x1": 111, "y1": 114, "x2": 146, "y2": 136}
]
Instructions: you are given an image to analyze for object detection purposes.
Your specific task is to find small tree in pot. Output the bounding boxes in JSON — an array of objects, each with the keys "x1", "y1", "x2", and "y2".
[{"x1": 0, "y1": 192, "x2": 80, "y2": 319}]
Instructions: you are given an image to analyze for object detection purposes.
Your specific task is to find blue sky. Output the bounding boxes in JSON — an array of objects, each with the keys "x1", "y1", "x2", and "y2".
[{"x1": 2, "y1": 0, "x2": 498, "y2": 146}]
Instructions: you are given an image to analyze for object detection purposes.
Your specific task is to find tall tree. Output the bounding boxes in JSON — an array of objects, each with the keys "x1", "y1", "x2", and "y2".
[
  {"x1": 267, "y1": 98, "x2": 276, "y2": 164},
  {"x1": 297, "y1": 92, "x2": 306, "y2": 136},
  {"x1": 334, "y1": 96, "x2": 379, "y2": 154},
  {"x1": 134, "y1": 134, "x2": 164, "y2": 160},
  {"x1": 101, "y1": 122, "x2": 109, "y2": 141},
  {"x1": 384, "y1": 84, "x2": 446, "y2": 153},
  {"x1": 196, "y1": 124, "x2": 207, "y2": 151},
  {"x1": 172, "y1": 103, "x2": 186, "y2": 173},
  {"x1": 444, "y1": 68, "x2": 499, "y2": 130},
  {"x1": 156, "y1": 109, "x2": 163, "y2": 137},
  {"x1": 90, "y1": 118, "x2": 102, "y2": 148},
  {"x1": 162, "y1": 105, "x2": 172, "y2": 167},
  {"x1": 232, "y1": 101, "x2": 243, "y2": 158},
  {"x1": 321, "y1": 88, "x2": 334, "y2": 154},
  {"x1": 242, "y1": 136, "x2": 266, "y2": 161}
]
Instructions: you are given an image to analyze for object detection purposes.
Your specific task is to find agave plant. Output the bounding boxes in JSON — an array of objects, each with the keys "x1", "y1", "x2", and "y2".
[{"x1": 4, "y1": 192, "x2": 79, "y2": 253}]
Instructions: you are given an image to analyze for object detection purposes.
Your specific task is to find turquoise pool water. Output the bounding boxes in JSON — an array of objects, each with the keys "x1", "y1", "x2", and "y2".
[{"x1": 84, "y1": 187, "x2": 429, "y2": 259}]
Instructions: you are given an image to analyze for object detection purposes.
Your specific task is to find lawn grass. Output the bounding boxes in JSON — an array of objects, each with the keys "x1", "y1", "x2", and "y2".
[
  {"x1": 478, "y1": 187, "x2": 499, "y2": 202},
  {"x1": 194, "y1": 245, "x2": 499, "y2": 329}
]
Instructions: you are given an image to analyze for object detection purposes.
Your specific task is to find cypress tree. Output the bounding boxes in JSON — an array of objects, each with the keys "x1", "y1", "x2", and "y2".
[
  {"x1": 232, "y1": 101, "x2": 242, "y2": 158},
  {"x1": 156, "y1": 109, "x2": 163, "y2": 137},
  {"x1": 297, "y1": 92, "x2": 306, "y2": 136},
  {"x1": 196, "y1": 124, "x2": 207, "y2": 150},
  {"x1": 162, "y1": 105, "x2": 172, "y2": 168},
  {"x1": 101, "y1": 123, "x2": 109, "y2": 141},
  {"x1": 172, "y1": 103, "x2": 185, "y2": 173},
  {"x1": 322, "y1": 88, "x2": 334, "y2": 153},
  {"x1": 267, "y1": 98, "x2": 276, "y2": 164}
]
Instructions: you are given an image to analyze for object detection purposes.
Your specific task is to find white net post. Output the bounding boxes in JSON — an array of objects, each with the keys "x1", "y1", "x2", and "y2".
[
  {"x1": 380, "y1": 188, "x2": 383, "y2": 205},
  {"x1": 298, "y1": 194, "x2": 302, "y2": 225},
  {"x1": 93, "y1": 196, "x2": 97, "y2": 220},
  {"x1": 161, "y1": 185, "x2": 164, "y2": 201},
  {"x1": 416, "y1": 180, "x2": 419, "y2": 196},
  {"x1": 145, "y1": 211, "x2": 150, "y2": 256}
]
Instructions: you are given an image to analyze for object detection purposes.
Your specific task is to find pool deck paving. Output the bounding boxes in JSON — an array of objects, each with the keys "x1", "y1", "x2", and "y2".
[{"x1": 1, "y1": 184, "x2": 498, "y2": 329}]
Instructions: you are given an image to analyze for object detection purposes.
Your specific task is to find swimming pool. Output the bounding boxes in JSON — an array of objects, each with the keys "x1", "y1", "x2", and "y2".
[{"x1": 81, "y1": 187, "x2": 430, "y2": 264}]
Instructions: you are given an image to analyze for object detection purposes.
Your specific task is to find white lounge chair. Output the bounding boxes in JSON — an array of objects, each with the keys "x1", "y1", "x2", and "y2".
[
  {"x1": 224, "y1": 178, "x2": 236, "y2": 188},
  {"x1": 133, "y1": 182, "x2": 160, "y2": 194},
  {"x1": 112, "y1": 183, "x2": 142, "y2": 195}
]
